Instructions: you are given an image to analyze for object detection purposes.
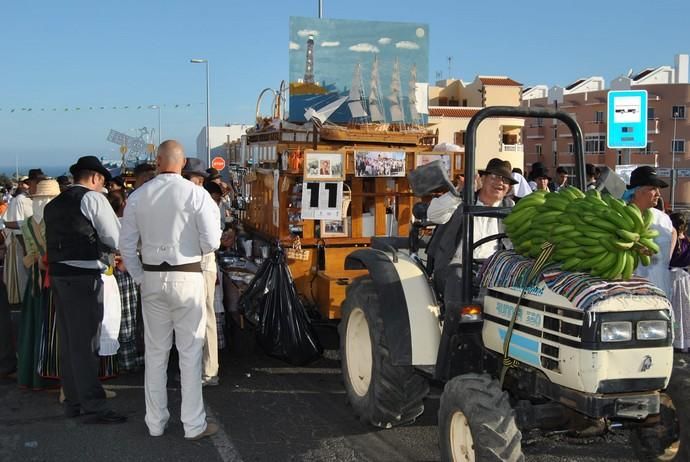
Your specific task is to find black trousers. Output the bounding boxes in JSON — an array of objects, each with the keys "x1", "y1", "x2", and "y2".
[
  {"x1": 51, "y1": 273, "x2": 108, "y2": 414},
  {"x1": 0, "y1": 279, "x2": 16, "y2": 375}
]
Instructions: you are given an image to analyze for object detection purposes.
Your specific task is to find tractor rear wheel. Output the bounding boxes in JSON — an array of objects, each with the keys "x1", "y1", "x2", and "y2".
[{"x1": 339, "y1": 276, "x2": 429, "y2": 428}]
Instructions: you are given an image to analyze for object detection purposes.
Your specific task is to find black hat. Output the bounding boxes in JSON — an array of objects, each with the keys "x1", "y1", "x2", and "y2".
[
  {"x1": 627, "y1": 166, "x2": 668, "y2": 189},
  {"x1": 204, "y1": 181, "x2": 223, "y2": 196},
  {"x1": 69, "y1": 156, "x2": 112, "y2": 181},
  {"x1": 108, "y1": 175, "x2": 125, "y2": 187},
  {"x1": 182, "y1": 158, "x2": 208, "y2": 178},
  {"x1": 56, "y1": 175, "x2": 71, "y2": 186},
  {"x1": 530, "y1": 164, "x2": 551, "y2": 181},
  {"x1": 27, "y1": 169, "x2": 46, "y2": 181},
  {"x1": 478, "y1": 158, "x2": 518, "y2": 185},
  {"x1": 205, "y1": 167, "x2": 221, "y2": 182}
]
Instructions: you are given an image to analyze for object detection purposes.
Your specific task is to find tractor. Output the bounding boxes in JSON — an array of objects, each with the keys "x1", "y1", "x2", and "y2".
[{"x1": 339, "y1": 106, "x2": 688, "y2": 461}]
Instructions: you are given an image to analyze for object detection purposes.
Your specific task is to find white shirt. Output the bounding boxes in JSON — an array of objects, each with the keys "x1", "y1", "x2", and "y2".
[
  {"x1": 427, "y1": 192, "x2": 511, "y2": 264},
  {"x1": 634, "y1": 207, "x2": 673, "y2": 297},
  {"x1": 119, "y1": 173, "x2": 221, "y2": 284},
  {"x1": 6, "y1": 192, "x2": 33, "y2": 235}
]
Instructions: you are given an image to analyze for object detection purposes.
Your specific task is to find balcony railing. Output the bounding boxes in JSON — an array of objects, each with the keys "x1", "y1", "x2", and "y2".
[
  {"x1": 648, "y1": 119, "x2": 660, "y2": 134},
  {"x1": 501, "y1": 143, "x2": 524, "y2": 152}
]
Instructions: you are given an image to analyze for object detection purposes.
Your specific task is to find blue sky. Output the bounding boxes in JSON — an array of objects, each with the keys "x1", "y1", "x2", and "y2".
[{"x1": 1, "y1": 0, "x2": 688, "y2": 173}]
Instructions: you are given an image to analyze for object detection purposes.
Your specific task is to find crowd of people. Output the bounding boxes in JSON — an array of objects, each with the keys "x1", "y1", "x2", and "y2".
[
  {"x1": 355, "y1": 152, "x2": 406, "y2": 177},
  {"x1": 1, "y1": 145, "x2": 689, "y2": 440},
  {"x1": 0, "y1": 140, "x2": 236, "y2": 439}
]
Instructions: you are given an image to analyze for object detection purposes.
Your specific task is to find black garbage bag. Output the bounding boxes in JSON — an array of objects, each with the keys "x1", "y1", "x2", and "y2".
[{"x1": 239, "y1": 247, "x2": 322, "y2": 365}]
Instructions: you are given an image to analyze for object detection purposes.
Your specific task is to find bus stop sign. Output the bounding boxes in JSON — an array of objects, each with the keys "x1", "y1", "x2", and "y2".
[{"x1": 607, "y1": 90, "x2": 648, "y2": 149}]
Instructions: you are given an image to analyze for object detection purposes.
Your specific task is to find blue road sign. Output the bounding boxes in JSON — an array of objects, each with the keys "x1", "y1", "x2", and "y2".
[{"x1": 607, "y1": 90, "x2": 648, "y2": 148}]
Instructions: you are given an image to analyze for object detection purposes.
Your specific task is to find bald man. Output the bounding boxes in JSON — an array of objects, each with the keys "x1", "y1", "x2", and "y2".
[{"x1": 120, "y1": 140, "x2": 221, "y2": 440}]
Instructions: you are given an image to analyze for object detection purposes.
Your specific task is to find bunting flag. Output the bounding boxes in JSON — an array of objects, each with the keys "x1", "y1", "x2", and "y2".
[{"x1": 0, "y1": 103, "x2": 200, "y2": 113}]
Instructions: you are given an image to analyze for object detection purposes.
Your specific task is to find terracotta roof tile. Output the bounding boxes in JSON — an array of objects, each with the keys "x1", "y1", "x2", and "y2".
[
  {"x1": 428, "y1": 107, "x2": 480, "y2": 118},
  {"x1": 479, "y1": 77, "x2": 522, "y2": 86}
]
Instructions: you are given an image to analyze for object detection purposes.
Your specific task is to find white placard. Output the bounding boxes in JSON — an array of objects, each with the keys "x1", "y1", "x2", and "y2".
[{"x1": 300, "y1": 182, "x2": 344, "y2": 220}]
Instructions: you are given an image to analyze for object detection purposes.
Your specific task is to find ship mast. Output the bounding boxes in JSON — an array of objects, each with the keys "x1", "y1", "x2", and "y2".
[
  {"x1": 348, "y1": 63, "x2": 368, "y2": 123},
  {"x1": 388, "y1": 58, "x2": 405, "y2": 127},
  {"x1": 368, "y1": 55, "x2": 385, "y2": 123}
]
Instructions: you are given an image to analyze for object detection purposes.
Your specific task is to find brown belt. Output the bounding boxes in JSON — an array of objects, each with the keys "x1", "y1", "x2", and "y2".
[{"x1": 142, "y1": 262, "x2": 202, "y2": 272}]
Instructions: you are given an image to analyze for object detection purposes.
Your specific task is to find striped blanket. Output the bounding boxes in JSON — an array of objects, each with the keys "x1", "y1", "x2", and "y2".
[{"x1": 478, "y1": 250, "x2": 666, "y2": 311}]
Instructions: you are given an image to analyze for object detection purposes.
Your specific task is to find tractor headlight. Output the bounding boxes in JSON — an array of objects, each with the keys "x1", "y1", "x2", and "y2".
[
  {"x1": 637, "y1": 320, "x2": 668, "y2": 340},
  {"x1": 601, "y1": 321, "x2": 632, "y2": 342}
]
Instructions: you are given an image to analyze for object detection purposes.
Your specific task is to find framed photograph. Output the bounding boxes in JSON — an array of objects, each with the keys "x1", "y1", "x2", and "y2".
[
  {"x1": 304, "y1": 151, "x2": 344, "y2": 181},
  {"x1": 354, "y1": 150, "x2": 406, "y2": 177},
  {"x1": 415, "y1": 153, "x2": 452, "y2": 177},
  {"x1": 320, "y1": 219, "x2": 348, "y2": 238}
]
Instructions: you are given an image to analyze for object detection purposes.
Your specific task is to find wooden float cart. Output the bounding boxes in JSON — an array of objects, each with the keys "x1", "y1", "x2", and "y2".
[{"x1": 236, "y1": 120, "x2": 447, "y2": 320}]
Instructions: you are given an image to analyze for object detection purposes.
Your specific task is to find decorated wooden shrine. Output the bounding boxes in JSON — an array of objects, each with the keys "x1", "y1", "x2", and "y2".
[{"x1": 226, "y1": 120, "x2": 463, "y2": 320}]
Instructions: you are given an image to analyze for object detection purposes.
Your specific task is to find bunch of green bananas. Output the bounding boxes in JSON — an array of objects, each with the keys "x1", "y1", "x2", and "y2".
[{"x1": 503, "y1": 186, "x2": 659, "y2": 280}]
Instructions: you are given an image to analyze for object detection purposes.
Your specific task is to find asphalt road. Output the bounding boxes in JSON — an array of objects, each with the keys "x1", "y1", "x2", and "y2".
[{"x1": 2, "y1": 326, "x2": 684, "y2": 462}]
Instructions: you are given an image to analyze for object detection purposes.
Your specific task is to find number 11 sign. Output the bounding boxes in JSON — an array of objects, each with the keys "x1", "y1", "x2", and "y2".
[{"x1": 300, "y1": 182, "x2": 344, "y2": 220}]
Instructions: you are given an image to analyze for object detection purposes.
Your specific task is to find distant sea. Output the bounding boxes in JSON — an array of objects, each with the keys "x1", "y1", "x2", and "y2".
[{"x1": 0, "y1": 166, "x2": 69, "y2": 178}]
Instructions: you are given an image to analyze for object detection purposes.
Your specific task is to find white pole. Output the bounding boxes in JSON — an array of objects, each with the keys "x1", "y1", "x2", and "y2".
[
  {"x1": 318, "y1": 0, "x2": 323, "y2": 18},
  {"x1": 190, "y1": 58, "x2": 211, "y2": 167},
  {"x1": 205, "y1": 60, "x2": 211, "y2": 168}
]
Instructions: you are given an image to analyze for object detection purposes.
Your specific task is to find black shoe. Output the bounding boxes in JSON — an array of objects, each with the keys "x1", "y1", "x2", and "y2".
[
  {"x1": 64, "y1": 407, "x2": 81, "y2": 418},
  {"x1": 93, "y1": 410, "x2": 127, "y2": 424}
]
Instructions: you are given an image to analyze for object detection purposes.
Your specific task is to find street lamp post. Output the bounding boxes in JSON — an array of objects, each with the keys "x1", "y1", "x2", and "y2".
[
  {"x1": 672, "y1": 112, "x2": 678, "y2": 211},
  {"x1": 190, "y1": 58, "x2": 211, "y2": 168}
]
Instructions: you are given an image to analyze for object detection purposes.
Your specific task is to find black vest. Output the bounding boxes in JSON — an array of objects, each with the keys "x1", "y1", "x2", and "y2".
[{"x1": 45, "y1": 187, "x2": 102, "y2": 263}]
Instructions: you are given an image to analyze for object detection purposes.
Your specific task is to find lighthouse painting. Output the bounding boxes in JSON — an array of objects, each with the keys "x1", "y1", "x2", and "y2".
[{"x1": 288, "y1": 17, "x2": 429, "y2": 125}]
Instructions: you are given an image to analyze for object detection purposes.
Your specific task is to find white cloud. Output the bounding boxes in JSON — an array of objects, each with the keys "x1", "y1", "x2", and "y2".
[
  {"x1": 297, "y1": 29, "x2": 319, "y2": 38},
  {"x1": 289, "y1": 41, "x2": 300, "y2": 50},
  {"x1": 378, "y1": 37, "x2": 392, "y2": 45},
  {"x1": 349, "y1": 43, "x2": 380, "y2": 53},
  {"x1": 396, "y1": 41, "x2": 420, "y2": 50},
  {"x1": 321, "y1": 41, "x2": 340, "y2": 47}
]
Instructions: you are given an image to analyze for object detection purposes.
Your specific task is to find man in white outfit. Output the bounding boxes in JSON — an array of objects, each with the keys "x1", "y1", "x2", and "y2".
[{"x1": 120, "y1": 140, "x2": 221, "y2": 440}]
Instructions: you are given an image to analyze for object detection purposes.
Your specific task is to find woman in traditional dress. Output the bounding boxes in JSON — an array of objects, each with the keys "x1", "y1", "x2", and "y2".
[
  {"x1": 106, "y1": 189, "x2": 143, "y2": 372},
  {"x1": 669, "y1": 212, "x2": 690, "y2": 351},
  {"x1": 16, "y1": 179, "x2": 59, "y2": 389}
]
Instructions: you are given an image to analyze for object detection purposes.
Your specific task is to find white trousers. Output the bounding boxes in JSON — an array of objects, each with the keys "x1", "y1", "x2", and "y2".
[
  {"x1": 141, "y1": 271, "x2": 207, "y2": 438},
  {"x1": 202, "y1": 268, "x2": 218, "y2": 380}
]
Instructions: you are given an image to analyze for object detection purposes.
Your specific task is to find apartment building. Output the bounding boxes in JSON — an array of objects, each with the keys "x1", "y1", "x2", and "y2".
[
  {"x1": 428, "y1": 75, "x2": 524, "y2": 174},
  {"x1": 522, "y1": 54, "x2": 690, "y2": 208}
]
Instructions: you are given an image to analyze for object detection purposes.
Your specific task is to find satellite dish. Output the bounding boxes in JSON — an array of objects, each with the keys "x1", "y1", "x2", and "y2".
[{"x1": 626, "y1": 68, "x2": 634, "y2": 78}]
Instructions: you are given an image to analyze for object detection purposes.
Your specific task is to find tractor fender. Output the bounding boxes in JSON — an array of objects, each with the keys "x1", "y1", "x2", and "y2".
[{"x1": 345, "y1": 248, "x2": 442, "y2": 366}]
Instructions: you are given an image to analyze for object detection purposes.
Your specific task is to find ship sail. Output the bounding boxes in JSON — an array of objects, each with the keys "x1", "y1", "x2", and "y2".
[
  {"x1": 348, "y1": 63, "x2": 368, "y2": 119},
  {"x1": 368, "y1": 56, "x2": 385, "y2": 122},
  {"x1": 388, "y1": 58, "x2": 404, "y2": 122},
  {"x1": 304, "y1": 95, "x2": 347, "y2": 128},
  {"x1": 408, "y1": 64, "x2": 419, "y2": 122}
]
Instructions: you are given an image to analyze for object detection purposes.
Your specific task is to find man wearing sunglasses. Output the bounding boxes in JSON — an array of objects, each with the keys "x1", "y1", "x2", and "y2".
[{"x1": 427, "y1": 158, "x2": 517, "y2": 305}]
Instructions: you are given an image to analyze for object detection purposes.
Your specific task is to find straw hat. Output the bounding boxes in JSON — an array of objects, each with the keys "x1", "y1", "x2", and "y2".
[{"x1": 33, "y1": 179, "x2": 60, "y2": 198}]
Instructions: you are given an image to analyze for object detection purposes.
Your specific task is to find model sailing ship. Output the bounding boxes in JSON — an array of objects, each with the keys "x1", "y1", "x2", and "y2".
[{"x1": 307, "y1": 57, "x2": 435, "y2": 146}]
